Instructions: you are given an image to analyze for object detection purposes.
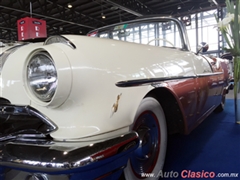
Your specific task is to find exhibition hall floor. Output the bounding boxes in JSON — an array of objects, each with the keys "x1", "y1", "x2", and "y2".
[{"x1": 164, "y1": 96, "x2": 240, "y2": 179}]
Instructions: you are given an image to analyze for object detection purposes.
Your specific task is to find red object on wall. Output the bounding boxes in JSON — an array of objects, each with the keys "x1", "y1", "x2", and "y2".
[{"x1": 17, "y1": 17, "x2": 47, "y2": 41}]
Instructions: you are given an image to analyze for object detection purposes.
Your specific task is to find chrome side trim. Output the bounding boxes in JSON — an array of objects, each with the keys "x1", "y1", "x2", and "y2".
[
  {"x1": 197, "y1": 72, "x2": 223, "y2": 77},
  {"x1": 44, "y1": 35, "x2": 76, "y2": 49},
  {"x1": 0, "y1": 132, "x2": 139, "y2": 172},
  {"x1": 116, "y1": 75, "x2": 196, "y2": 87},
  {"x1": 116, "y1": 72, "x2": 224, "y2": 88}
]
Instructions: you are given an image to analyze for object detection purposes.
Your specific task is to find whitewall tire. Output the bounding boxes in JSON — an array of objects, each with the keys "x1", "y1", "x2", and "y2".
[{"x1": 124, "y1": 97, "x2": 167, "y2": 180}]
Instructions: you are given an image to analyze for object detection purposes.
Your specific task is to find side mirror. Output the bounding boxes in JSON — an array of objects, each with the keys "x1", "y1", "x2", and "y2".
[{"x1": 197, "y1": 42, "x2": 209, "y2": 55}]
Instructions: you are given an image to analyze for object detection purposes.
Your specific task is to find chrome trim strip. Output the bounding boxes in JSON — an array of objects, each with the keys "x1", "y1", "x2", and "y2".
[
  {"x1": 116, "y1": 72, "x2": 224, "y2": 87},
  {"x1": 0, "y1": 132, "x2": 139, "y2": 172},
  {"x1": 0, "y1": 133, "x2": 47, "y2": 142},
  {"x1": 44, "y1": 35, "x2": 76, "y2": 49},
  {"x1": 197, "y1": 72, "x2": 223, "y2": 77},
  {"x1": 116, "y1": 76, "x2": 196, "y2": 87}
]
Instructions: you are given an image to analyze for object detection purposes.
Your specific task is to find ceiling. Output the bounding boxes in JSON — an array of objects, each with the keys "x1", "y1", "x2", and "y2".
[{"x1": 0, "y1": 0, "x2": 226, "y2": 41}]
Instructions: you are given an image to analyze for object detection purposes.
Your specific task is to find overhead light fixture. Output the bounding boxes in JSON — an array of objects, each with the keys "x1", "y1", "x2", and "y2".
[
  {"x1": 101, "y1": 13, "x2": 106, "y2": 19},
  {"x1": 101, "y1": 1, "x2": 106, "y2": 19},
  {"x1": 68, "y1": 3, "x2": 72, "y2": 8},
  {"x1": 177, "y1": 5, "x2": 181, "y2": 9}
]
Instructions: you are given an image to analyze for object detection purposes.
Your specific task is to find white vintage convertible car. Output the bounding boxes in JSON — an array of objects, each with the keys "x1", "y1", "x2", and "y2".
[{"x1": 0, "y1": 16, "x2": 231, "y2": 180}]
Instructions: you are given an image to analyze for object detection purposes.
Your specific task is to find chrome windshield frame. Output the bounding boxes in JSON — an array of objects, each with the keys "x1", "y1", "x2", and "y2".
[{"x1": 88, "y1": 16, "x2": 191, "y2": 51}]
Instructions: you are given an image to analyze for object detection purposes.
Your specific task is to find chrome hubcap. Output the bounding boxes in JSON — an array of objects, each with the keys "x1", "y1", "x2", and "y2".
[{"x1": 130, "y1": 111, "x2": 160, "y2": 177}]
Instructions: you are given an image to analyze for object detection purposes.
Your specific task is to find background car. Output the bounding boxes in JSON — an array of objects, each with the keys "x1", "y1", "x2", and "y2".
[{"x1": 0, "y1": 16, "x2": 231, "y2": 180}]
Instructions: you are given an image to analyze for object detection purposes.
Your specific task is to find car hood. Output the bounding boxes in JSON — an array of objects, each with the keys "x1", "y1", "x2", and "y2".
[{"x1": 0, "y1": 35, "x2": 197, "y2": 140}]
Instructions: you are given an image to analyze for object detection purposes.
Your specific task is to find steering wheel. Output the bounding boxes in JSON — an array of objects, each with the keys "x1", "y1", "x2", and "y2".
[{"x1": 147, "y1": 38, "x2": 174, "y2": 47}]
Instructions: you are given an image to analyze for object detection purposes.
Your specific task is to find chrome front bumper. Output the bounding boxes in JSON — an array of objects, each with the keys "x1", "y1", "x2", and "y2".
[
  {"x1": 0, "y1": 102, "x2": 139, "y2": 180},
  {"x1": 0, "y1": 132, "x2": 138, "y2": 179}
]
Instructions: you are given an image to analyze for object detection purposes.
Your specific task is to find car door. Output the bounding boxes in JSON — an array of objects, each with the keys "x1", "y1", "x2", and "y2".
[
  {"x1": 192, "y1": 55, "x2": 221, "y2": 122},
  {"x1": 202, "y1": 56, "x2": 227, "y2": 106}
]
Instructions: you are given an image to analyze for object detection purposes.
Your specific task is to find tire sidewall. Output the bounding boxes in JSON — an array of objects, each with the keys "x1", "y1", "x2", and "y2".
[{"x1": 124, "y1": 97, "x2": 167, "y2": 180}]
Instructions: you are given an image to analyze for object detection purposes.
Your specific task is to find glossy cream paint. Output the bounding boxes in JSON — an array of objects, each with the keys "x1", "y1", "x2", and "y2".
[{"x1": 1, "y1": 35, "x2": 205, "y2": 140}]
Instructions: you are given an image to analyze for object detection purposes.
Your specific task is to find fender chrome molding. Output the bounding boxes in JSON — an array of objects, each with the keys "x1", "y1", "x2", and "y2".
[
  {"x1": 197, "y1": 72, "x2": 223, "y2": 77},
  {"x1": 0, "y1": 132, "x2": 139, "y2": 173},
  {"x1": 116, "y1": 72, "x2": 224, "y2": 88},
  {"x1": 116, "y1": 75, "x2": 196, "y2": 87}
]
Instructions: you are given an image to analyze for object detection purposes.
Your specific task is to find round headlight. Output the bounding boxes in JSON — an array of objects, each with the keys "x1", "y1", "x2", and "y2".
[{"x1": 27, "y1": 52, "x2": 57, "y2": 102}]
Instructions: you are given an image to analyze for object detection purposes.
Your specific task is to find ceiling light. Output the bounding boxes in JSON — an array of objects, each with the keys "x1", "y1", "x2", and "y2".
[
  {"x1": 101, "y1": 1, "x2": 106, "y2": 19},
  {"x1": 101, "y1": 13, "x2": 106, "y2": 19},
  {"x1": 68, "y1": 3, "x2": 72, "y2": 8},
  {"x1": 178, "y1": 5, "x2": 181, "y2": 9}
]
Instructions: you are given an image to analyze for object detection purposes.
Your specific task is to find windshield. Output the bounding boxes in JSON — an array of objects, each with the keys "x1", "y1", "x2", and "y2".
[{"x1": 88, "y1": 17, "x2": 189, "y2": 50}]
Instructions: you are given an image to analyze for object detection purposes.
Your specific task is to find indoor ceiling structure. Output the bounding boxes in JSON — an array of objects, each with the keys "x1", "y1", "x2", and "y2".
[{"x1": 0, "y1": 0, "x2": 226, "y2": 41}]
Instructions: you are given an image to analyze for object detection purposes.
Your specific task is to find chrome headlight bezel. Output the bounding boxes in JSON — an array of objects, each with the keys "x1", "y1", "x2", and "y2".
[
  {"x1": 26, "y1": 51, "x2": 57, "y2": 103},
  {"x1": 24, "y1": 47, "x2": 72, "y2": 108}
]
